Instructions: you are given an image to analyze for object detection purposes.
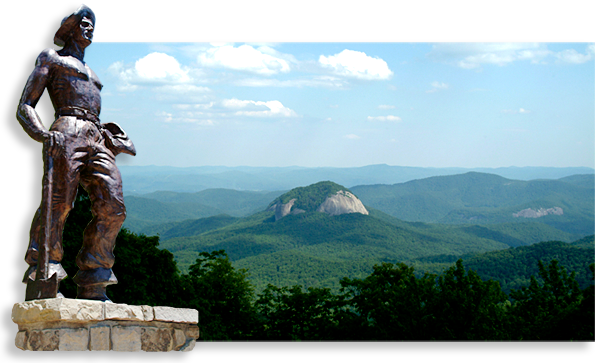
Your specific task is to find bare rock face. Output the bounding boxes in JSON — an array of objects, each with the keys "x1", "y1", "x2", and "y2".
[
  {"x1": 270, "y1": 199, "x2": 306, "y2": 221},
  {"x1": 317, "y1": 190, "x2": 369, "y2": 216},
  {"x1": 513, "y1": 207, "x2": 563, "y2": 218},
  {"x1": 267, "y1": 183, "x2": 368, "y2": 221}
]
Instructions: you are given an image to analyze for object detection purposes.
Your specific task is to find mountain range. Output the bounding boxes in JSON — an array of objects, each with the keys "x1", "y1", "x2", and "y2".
[
  {"x1": 119, "y1": 164, "x2": 594, "y2": 194},
  {"x1": 351, "y1": 172, "x2": 594, "y2": 236},
  {"x1": 119, "y1": 173, "x2": 594, "y2": 292},
  {"x1": 123, "y1": 172, "x2": 593, "y2": 238}
]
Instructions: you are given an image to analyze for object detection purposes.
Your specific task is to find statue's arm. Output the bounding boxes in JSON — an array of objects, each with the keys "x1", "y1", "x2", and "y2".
[{"x1": 16, "y1": 49, "x2": 56, "y2": 143}]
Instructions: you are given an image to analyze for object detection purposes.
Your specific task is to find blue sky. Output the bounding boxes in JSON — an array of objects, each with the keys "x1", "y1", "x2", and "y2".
[{"x1": 84, "y1": 41, "x2": 594, "y2": 168}]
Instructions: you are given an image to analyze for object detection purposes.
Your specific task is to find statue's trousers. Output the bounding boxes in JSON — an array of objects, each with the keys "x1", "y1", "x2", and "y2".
[{"x1": 23, "y1": 116, "x2": 125, "y2": 287}]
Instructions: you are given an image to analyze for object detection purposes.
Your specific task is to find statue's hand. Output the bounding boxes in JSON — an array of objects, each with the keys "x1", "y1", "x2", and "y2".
[{"x1": 43, "y1": 131, "x2": 65, "y2": 157}]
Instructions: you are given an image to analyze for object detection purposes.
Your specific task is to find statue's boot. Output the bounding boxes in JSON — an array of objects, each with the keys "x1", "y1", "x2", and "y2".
[
  {"x1": 73, "y1": 268, "x2": 117, "y2": 302},
  {"x1": 77, "y1": 284, "x2": 112, "y2": 302}
]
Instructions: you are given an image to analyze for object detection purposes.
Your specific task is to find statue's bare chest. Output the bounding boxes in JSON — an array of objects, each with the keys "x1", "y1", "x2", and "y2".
[{"x1": 50, "y1": 56, "x2": 103, "y2": 92}]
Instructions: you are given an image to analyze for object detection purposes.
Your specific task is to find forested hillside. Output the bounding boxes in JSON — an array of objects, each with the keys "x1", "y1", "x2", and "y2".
[
  {"x1": 123, "y1": 195, "x2": 226, "y2": 232},
  {"x1": 122, "y1": 189, "x2": 283, "y2": 233},
  {"x1": 121, "y1": 175, "x2": 591, "y2": 292},
  {"x1": 122, "y1": 172, "x2": 593, "y2": 240},
  {"x1": 62, "y1": 189, "x2": 594, "y2": 341},
  {"x1": 155, "y1": 206, "x2": 585, "y2": 292},
  {"x1": 351, "y1": 172, "x2": 594, "y2": 235},
  {"x1": 409, "y1": 235, "x2": 595, "y2": 293}
]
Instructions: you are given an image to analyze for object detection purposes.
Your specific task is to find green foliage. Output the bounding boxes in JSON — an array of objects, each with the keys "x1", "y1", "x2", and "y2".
[
  {"x1": 351, "y1": 172, "x2": 594, "y2": 235},
  {"x1": 508, "y1": 260, "x2": 592, "y2": 340},
  {"x1": 570, "y1": 235, "x2": 595, "y2": 248},
  {"x1": 61, "y1": 187, "x2": 182, "y2": 306},
  {"x1": 179, "y1": 250, "x2": 260, "y2": 340},
  {"x1": 109, "y1": 228, "x2": 181, "y2": 306},
  {"x1": 339, "y1": 261, "x2": 509, "y2": 340},
  {"x1": 430, "y1": 260, "x2": 509, "y2": 340},
  {"x1": 143, "y1": 214, "x2": 238, "y2": 240},
  {"x1": 122, "y1": 195, "x2": 224, "y2": 233},
  {"x1": 442, "y1": 239, "x2": 594, "y2": 293},
  {"x1": 167, "y1": 211, "x2": 519, "y2": 290},
  {"x1": 61, "y1": 185, "x2": 594, "y2": 341},
  {"x1": 255, "y1": 284, "x2": 342, "y2": 340},
  {"x1": 339, "y1": 263, "x2": 438, "y2": 340}
]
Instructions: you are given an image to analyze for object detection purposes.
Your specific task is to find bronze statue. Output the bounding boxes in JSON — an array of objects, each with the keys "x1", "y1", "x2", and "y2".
[{"x1": 17, "y1": 5, "x2": 135, "y2": 302}]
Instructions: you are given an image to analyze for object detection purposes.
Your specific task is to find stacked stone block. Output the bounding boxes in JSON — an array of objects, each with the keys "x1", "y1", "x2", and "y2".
[{"x1": 12, "y1": 298, "x2": 199, "y2": 352}]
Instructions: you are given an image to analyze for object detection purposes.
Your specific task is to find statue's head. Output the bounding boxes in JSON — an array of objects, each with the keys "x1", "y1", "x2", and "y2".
[{"x1": 54, "y1": 4, "x2": 96, "y2": 48}]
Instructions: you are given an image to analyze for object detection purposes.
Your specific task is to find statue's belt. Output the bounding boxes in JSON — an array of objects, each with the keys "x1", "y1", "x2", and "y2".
[
  {"x1": 56, "y1": 107, "x2": 100, "y2": 123},
  {"x1": 54, "y1": 107, "x2": 136, "y2": 156}
]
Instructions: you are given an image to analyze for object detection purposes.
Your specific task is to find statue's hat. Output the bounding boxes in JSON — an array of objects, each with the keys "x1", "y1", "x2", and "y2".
[{"x1": 54, "y1": 4, "x2": 95, "y2": 47}]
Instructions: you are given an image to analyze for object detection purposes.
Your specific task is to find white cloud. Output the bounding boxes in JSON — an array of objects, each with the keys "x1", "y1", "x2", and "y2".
[
  {"x1": 173, "y1": 102, "x2": 214, "y2": 110},
  {"x1": 135, "y1": 53, "x2": 190, "y2": 81},
  {"x1": 222, "y1": 98, "x2": 297, "y2": 117},
  {"x1": 158, "y1": 111, "x2": 173, "y2": 123},
  {"x1": 427, "y1": 81, "x2": 449, "y2": 93},
  {"x1": 345, "y1": 134, "x2": 361, "y2": 140},
  {"x1": 233, "y1": 76, "x2": 348, "y2": 89},
  {"x1": 555, "y1": 44, "x2": 594, "y2": 64},
  {"x1": 319, "y1": 49, "x2": 393, "y2": 80},
  {"x1": 107, "y1": 61, "x2": 137, "y2": 91},
  {"x1": 197, "y1": 44, "x2": 291, "y2": 75},
  {"x1": 108, "y1": 53, "x2": 193, "y2": 91},
  {"x1": 378, "y1": 104, "x2": 395, "y2": 109},
  {"x1": 157, "y1": 84, "x2": 210, "y2": 94},
  {"x1": 367, "y1": 115, "x2": 402, "y2": 122},
  {"x1": 429, "y1": 43, "x2": 594, "y2": 69},
  {"x1": 157, "y1": 110, "x2": 214, "y2": 125},
  {"x1": 502, "y1": 108, "x2": 531, "y2": 114},
  {"x1": 428, "y1": 43, "x2": 551, "y2": 69}
]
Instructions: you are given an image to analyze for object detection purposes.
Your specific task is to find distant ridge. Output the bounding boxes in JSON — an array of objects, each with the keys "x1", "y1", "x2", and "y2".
[
  {"x1": 119, "y1": 164, "x2": 594, "y2": 194},
  {"x1": 351, "y1": 172, "x2": 594, "y2": 236}
]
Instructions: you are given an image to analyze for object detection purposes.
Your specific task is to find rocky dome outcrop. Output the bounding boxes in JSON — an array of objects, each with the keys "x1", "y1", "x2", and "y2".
[
  {"x1": 267, "y1": 181, "x2": 368, "y2": 221},
  {"x1": 317, "y1": 190, "x2": 369, "y2": 216},
  {"x1": 513, "y1": 207, "x2": 563, "y2": 218}
]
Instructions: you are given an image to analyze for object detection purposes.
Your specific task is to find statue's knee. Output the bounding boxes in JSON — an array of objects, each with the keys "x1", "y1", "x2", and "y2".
[{"x1": 94, "y1": 200, "x2": 126, "y2": 223}]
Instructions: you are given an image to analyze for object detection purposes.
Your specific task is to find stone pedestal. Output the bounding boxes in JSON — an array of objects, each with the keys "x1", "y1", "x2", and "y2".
[{"x1": 12, "y1": 298, "x2": 199, "y2": 352}]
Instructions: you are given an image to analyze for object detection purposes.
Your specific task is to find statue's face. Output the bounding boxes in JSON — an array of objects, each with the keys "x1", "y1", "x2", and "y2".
[{"x1": 73, "y1": 16, "x2": 94, "y2": 46}]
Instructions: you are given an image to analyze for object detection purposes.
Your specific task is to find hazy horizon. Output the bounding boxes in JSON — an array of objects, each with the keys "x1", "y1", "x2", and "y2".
[{"x1": 118, "y1": 163, "x2": 595, "y2": 169}]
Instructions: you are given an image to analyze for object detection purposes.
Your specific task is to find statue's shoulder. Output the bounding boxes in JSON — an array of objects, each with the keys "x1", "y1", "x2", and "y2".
[{"x1": 35, "y1": 48, "x2": 60, "y2": 67}]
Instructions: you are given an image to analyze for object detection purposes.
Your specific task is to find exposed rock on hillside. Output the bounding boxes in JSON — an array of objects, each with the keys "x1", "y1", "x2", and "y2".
[
  {"x1": 272, "y1": 198, "x2": 306, "y2": 221},
  {"x1": 317, "y1": 190, "x2": 369, "y2": 216},
  {"x1": 267, "y1": 181, "x2": 368, "y2": 221},
  {"x1": 513, "y1": 207, "x2": 563, "y2": 218}
]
